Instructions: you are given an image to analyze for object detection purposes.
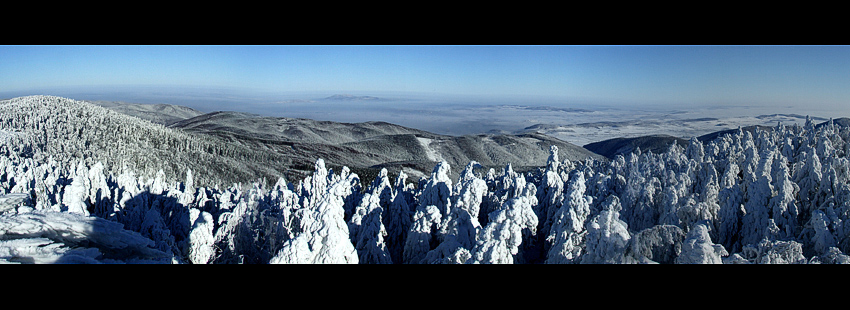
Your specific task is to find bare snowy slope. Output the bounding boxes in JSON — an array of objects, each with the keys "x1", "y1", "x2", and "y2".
[
  {"x1": 170, "y1": 111, "x2": 432, "y2": 145},
  {"x1": 86, "y1": 100, "x2": 205, "y2": 126}
]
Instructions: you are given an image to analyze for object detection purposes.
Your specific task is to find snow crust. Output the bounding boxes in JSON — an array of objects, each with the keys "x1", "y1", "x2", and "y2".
[{"x1": 0, "y1": 210, "x2": 171, "y2": 263}]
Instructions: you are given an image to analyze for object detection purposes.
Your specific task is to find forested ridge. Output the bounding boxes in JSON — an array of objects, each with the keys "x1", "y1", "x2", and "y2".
[{"x1": 2, "y1": 95, "x2": 849, "y2": 264}]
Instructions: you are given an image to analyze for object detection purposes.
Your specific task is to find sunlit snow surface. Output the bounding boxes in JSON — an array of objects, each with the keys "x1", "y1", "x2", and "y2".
[{"x1": 0, "y1": 205, "x2": 171, "y2": 264}]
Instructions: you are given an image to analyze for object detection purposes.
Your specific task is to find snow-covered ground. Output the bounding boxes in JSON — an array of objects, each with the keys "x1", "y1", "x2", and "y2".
[{"x1": 416, "y1": 137, "x2": 442, "y2": 162}]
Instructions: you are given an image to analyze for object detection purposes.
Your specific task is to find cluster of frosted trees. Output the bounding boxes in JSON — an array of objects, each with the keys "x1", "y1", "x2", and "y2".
[
  {"x1": 0, "y1": 96, "x2": 289, "y2": 188},
  {"x1": 3, "y1": 96, "x2": 850, "y2": 263},
  {"x1": 3, "y1": 115, "x2": 849, "y2": 264}
]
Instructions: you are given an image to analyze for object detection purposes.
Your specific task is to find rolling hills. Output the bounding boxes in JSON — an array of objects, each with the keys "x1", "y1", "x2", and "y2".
[
  {"x1": 4, "y1": 96, "x2": 605, "y2": 186},
  {"x1": 167, "y1": 110, "x2": 606, "y2": 181}
]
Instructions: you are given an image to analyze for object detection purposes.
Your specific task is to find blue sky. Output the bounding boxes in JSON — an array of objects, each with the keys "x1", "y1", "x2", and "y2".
[{"x1": 2, "y1": 45, "x2": 850, "y2": 111}]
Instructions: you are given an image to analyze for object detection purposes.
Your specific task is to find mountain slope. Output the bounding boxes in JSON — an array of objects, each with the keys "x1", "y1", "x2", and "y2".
[
  {"x1": 0, "y1": 96, "x2": 292, "y2": 187},
  {"x1": 86, "y1": 100, "x2": 205, "y2": 126},
  {"x1": 584, "y1": 135, "x2": 689, "y2": 159},
  {"x1": 170, "y1": 111, "x2": 432, "y2": 145},
  {"x1": 169, "y1": 110, "x2": 606, "y2": 180}
]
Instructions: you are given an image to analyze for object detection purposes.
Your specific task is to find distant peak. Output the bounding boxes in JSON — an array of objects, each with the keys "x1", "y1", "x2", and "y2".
[{"x1": 322, "y1": 94, "x2": 385, "y2": 101}]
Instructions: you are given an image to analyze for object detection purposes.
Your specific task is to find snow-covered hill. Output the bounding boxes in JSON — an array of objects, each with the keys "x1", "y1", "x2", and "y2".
[
  {"x1": 0, "y1": 95, "x2": 292, "y2": 188},
  {"x1": 584, "y1": 135, "x2": 689, "y2": 160},
  {"x1": 167, "y1": 109, "x2": 606, "y2": 181},
  {"x1": 87, "y1": 100, "x2": 205, "y2": 126}
]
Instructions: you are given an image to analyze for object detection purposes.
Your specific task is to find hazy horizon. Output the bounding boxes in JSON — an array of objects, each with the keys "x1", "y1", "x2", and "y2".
[{"x1": 3, "y1": 45, "x2": 849, "y2": 137}]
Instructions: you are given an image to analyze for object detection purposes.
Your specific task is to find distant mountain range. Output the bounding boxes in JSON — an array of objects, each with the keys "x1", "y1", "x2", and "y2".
[
  {"x1": 321, "y1": 94, "x2": 390, "y2": 101},
  {"x1": 271, "y1": 94, "x2": 398, "y2": 105},
  {"x1": 84, "y1": 96, "x2": 850, "y2": 180},
  {"x1": 85, "y1": 97, "x2": 603, "y2": 182},
  {"x1": 495, "y1": 105, "x2": 593, "y2": 113},
  {"x1": 168, "y1": 111, "x2": 606, "y2": 181}
]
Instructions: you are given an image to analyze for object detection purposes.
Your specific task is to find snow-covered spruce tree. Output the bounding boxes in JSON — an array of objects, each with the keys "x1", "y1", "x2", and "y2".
[
  {"x1": 402, "y1": 204, "x2": 442, "y2": 264},
  {"x1": 385, "y1": 170, "x2": 412, "y2": 264},
  {"x1": 62, "y1": 161, "x2": 91, "y2": 216},
  {"x1": 804, "y1": 209, "x2": 838, "y2": 257},
  {"x1": 675, "y1": 221, "x2": 728, "y2": 264},
  {"x1": 546, "y1": 170, "x2": 592, "y2": 264},
  {"x1": 769, "y1": 154, "x2": 801, "y2": 240},
  {"x1": 480, "y1": 163, "x2": 521, "y2": 226},
  {"x1": 467, "y1": 206, "x2": 525, "y2": 264},
  {"x1": 421, "y1": 207, "x2": 476, "y2": 264},
  {"x1": 348, "y1": 172, "x2": 393, "y2": 264},
  {"x1": 830, "y1": 161, "x2": 850, "y2": 254},
  {"x1": 619, "y1": 152, "x2": 663, "y2": 233},
  {"x1": 419, "y1": 161, "x2": 453, "y2": 218},
  {"x1": 536, "y1": 146, "x2": 565, "y2": 253},
  {"x1": 270, "y1": 159, "x2": 358, "y2": 264},
  {"x1": 624, "y1": 224, "x2": 686, "y2": 264},
  {"x1": 717, "y1": 160, "x2": 744, "y2": 253},
  {"x1": 581, "y1": 195, "x2": 630, "y2": 264},
  {"x1": 470, "y1": 179, "x2": 538, "y2": 264},
  {"x1": 210, "y1": 183, "x2": 275, "y2": 264},
  {"x1": 739, "y1": 149, "x2": 777, "y2": 247},
  {"x1": 795, "y1": 149, "x2": 822, "y2": 221},
  {"x1": 187, "y1": 208, "x2": 216, "y2": 264},
  {"x1": 675, "y1": 161, "x2": 721, "y2": 239},
  {"x1": 298, "y1": 159, "x2": 330, "y2": 211},
  {"x1": 452, "y1": 161, "x2": 488, "y2": 223},
  {"x1": 352, "y1": 205, "x2": 392, "y2": 264},
  {"x1": 86, "y1": 161, "x2": 112, "y2": 218},
  {"x1": 727, "y1": 238, "x2": 807, "y2": 264}
]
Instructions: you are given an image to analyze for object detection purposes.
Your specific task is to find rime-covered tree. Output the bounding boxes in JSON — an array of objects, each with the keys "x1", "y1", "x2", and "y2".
[
  {"x1": 537, "y1": 146, "x2": 565, "y2": 247},
  {"x1": 625, "y1": 224, "x2": 686, "y2": 264},
  {"x1": 717, "y1": 161, "x2": 744, "y2": 253},
  {"x1": 739, "y1": 149, "x2": 777, "y2": 247},
  {"x1": 676, "y1": 221, "x2": 728, "y2": 264},
  {"x1": 385, "y1": 171, "x2": 412, "y2": 264},
  {"x1": 769, "y1": 155, "x2": 800, "y2": 240},
  {"x1": 188, "y1": 208, "x2": 216, "y2": 264},
  {"x1": 270, "y1": 161, "x2": 358, "y2": 264},
  {"x1": 581, "y1": 195, "x2": 630, "y2": 264},
  {"x1": 452, "y1": 161, "x2": 488, "y2": 222},
  {"x1": 546, "y1": 170, "x2": 592, "y2": 264},
  {"x1": 419, "y1": 161, "x2": 453, "y2": 218},
  {"x1": 403, "y1": 204, "x2": 442, "y2": 264},
  {"x1": 467, "y1": 190, "x2": 538, "y2": 264}
]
